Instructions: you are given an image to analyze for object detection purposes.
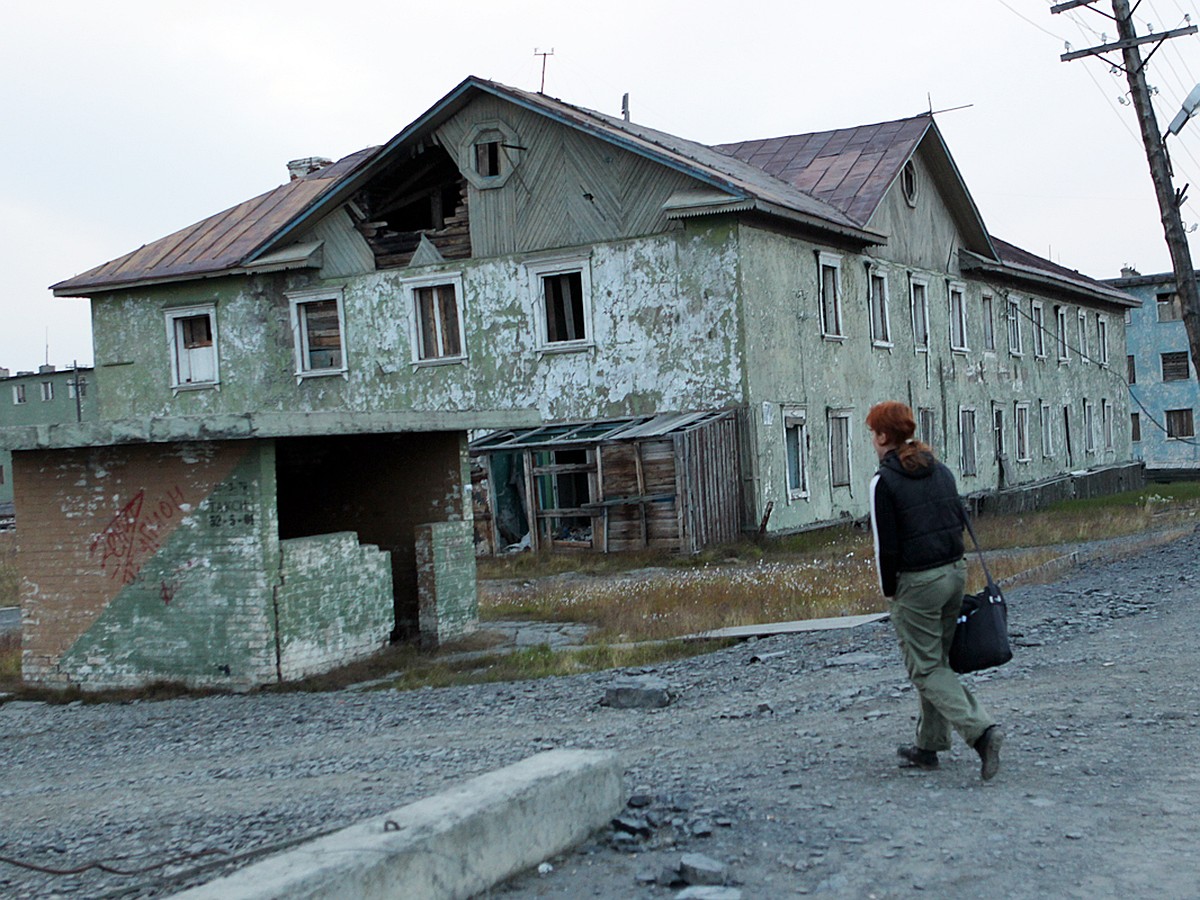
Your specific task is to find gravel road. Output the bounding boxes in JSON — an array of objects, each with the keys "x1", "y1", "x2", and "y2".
[{"x1": 2, "y1": 525, "x2": 1199, "y2": 899}]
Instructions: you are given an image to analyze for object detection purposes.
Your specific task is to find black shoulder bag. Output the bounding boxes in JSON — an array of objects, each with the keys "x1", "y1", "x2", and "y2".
[{"x1": 949, "y1": 510, "x2": 1014, "y2": 675}]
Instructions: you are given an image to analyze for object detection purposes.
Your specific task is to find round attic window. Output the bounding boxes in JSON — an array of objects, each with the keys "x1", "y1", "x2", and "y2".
[{"x1": 901, "y1": 160, "x2": 918, "y2": 207}]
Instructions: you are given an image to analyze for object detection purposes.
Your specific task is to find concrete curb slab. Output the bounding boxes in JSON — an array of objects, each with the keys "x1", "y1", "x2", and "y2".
[{"x1": 170, "y1": 748, "x2": 623, "y2": 900}]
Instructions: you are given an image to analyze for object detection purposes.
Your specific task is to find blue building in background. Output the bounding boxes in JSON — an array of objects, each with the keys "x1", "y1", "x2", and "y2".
[{"x1": 1106, "y1": 268, "x2": 1200, "y2": 477}]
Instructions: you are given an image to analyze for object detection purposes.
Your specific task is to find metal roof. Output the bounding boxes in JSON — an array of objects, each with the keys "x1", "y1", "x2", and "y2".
[
  {"x1": 470, "y1": 410, "x2": 734, "y2": 452},
  {"x1": 961, "y1": 237, "x2": 1138, "y2": 307}
]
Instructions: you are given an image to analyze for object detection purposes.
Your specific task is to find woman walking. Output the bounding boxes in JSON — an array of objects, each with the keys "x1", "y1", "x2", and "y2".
[{"x1": 865, "y1": 401, "x2": 1003, "y2": 780}]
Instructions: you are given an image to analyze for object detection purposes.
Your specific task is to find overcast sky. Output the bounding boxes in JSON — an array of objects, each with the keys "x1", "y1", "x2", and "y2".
[{"x1": 4, "y1": 0, "x2": 1200, "y2": 373}]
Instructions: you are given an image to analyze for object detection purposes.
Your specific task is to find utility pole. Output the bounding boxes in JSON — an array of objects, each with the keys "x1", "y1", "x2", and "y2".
[{"x1": 1056, "y1": 0, "x2": 1200, "y2": 379}]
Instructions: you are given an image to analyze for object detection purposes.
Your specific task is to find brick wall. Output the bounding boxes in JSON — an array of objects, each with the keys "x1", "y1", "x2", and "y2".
[
  {"x1": 415, "y1": 520, "x2": 478, "y2": 647},
  {"x1": 15, "y1": 441, "x2": 281, "y2": 689},
  {"x1": 276, "y1": 532, "x2": 393, "y2": 680}
]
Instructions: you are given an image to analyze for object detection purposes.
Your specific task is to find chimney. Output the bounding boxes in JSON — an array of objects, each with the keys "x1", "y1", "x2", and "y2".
[
  {"x1": 287, "y1": 157, "x2": 334, "y2": 181},
  {"x1": 1120, "y1": 264, "x2": 1141, "y2": 278},
  {"x1": 0, "y1": 367, "x2": 9, "y2": 379},
  {"x1": 38, "y1": 364, "x2": 55, "y2": 374}
]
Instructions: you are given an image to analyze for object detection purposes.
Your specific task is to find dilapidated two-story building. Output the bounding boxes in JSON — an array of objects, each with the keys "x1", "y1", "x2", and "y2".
[{"x1": 9, "y1": 75, "x2": 1137, "y2": 689}]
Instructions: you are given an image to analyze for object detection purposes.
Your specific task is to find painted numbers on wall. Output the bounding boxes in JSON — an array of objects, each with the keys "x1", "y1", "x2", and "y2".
[{"x1": 90, "y1": 486, "x2": 187, "y2": 585}]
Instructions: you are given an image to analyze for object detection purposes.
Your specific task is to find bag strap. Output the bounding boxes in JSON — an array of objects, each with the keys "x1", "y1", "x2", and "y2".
[{"x1": 959, "y1": 503, "x2": 1000, "y2": 592}]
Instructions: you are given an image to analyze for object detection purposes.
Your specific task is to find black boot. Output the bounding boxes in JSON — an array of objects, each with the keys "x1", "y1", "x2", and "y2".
[{"x1": 896, "y1": 745, "x2": 939, "y2": 770}]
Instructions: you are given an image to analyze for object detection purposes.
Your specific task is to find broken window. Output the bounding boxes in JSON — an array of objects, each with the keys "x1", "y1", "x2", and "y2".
[
  {"x1": 959, "y1": 408, "x2": 977, "y2": 476},
  {"x1": 408, "y1": 276, "x2": 465, "y2": 362},
  {"x1": 1015, "y1": 404, "x2": 1030, "y2": 462},
  {"x1": 1055, "y1": 306, "x2": 1070, "y2": 362},
  {"x1": 165, "y1": 305, "x2": 218, "y2": 388},
  {"x1": 40, "y1": 381, "x2": 53, "y2": 402},
  {"x1": 1157, "y1": 292, "x2": 1183, "y2": 322},
  {"x1": 11, "y1": 384, "x2": 24, "y2": 404},
  {"x1": 949, "y1": 283, "x2": 968, "y2": 351},
  {"x1": 288, "y1": 289, "x2": 346, "y2": 377},
  {"x1": 1131, "y1": 412, "x2": 1141, "y2": 443},
  {"x1": 1077, "y1": 311, "x2": 1089, "y2": 363},
  {"x1": 828, "y1": 411, "x2": 851, "y2": 487},
  {"x1": 1040, "y1": 402, "x2": 1053, "y2": 458},
  {"x1": 784, "y1": 409, "x2": 809, "y2": 499},
  {"x1": 528, "y1": 256, "x2": 592, "y2": 349},
  {"x1": 1127, "y1": 355, "x2": 1136, "y2": 384},
  {"x1": 1096, "y1": 316, "x2": 1109, "y2": 365},
  {"x1": 980, "y1": 293, "x2": 995, "y2": 352},
  {"x1": 1031, "y1": 301, "x2": 1046, "y2": 358},
  {"x1": 1083, "y1": 400, "x2": 1095, "y2": 453},
  {"x1": 1162, "y1": 351, "x2": 1191, "y2": 382},
  {"x1": 918, "y1": 408, "x2": 936, "y2": 447},
  {"x1": 1166, "y1": 408, "x2": 1195, "y2": 439},
  {"x1": 911, "y1": 279, "x2": 929, "y2": 350},
  {"x1": 474, "y1": 135, "x2": 502, "y2": 178},
  {"x1": 869, "y1": 270, "x2": 891, "y2": 345},
  {"x1": 1102, "y1": 399, "x2": 1113, "y2": 450},
  {"x1": 533, "y1": 448, "x2": 595, "y2": 545},
  {"x1": 819, "y1": 253, "x2": 843, "y2": 338}
]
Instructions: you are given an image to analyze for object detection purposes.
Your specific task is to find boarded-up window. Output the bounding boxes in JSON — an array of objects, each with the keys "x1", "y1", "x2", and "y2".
[
  {"x1": 543, "y1": 272, "x2": 586, "y2": 343},
  {"x1": 959, "y1": 409, "x2": 977, "y2": 476},
  {"x1": 298, "y1": 299, "x2": 343, "y2": 371},
  {"x1": 1162, "y1": 351, "x2": 1191, "y2": 382},
  {"x1": 1167, "y1": 408, "x2": 1195, "y2": 438},
  {"x1": 415, "y1": 284, "x2": 463, "y2": 360},
  {"x1": 829, "y1": 412, "x2": 851, "y2": 487},
  {"x1": 179, "y1": 315, "x2": 212, "y2": 349}
]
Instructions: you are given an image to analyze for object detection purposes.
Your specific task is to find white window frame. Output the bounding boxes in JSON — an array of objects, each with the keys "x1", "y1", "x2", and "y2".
[
  {"x1": 164, "y1": 303, "x2": 220, "y2": 391},
  {"x1": 404, "y1": 272, "x2": 467, "y2": 366},
  {"x1": 918, "y1": 407, "x2": 936, "y2": 447},
  {"x1": 868, "y1": 266, "x2": 892, "y2": 347},
  {"x1": 527, "y1": 254, "x2": 594, "y2": 353},
  {"x1": 818, "y1": 252, "x2": 844, "y2": 340},
  {"x1": 1097, "y1": 315, "x2": 1109, "y2": 366},
  {"x1": 1006, "y1": 296, "x2": 1023, "y2": 356},
  {"x1": 40, "y1": 381, "x2": 54, "y2": 402},
  {"x1": 1077, "y1": 310, "x2": 1090, "y2": 364},
  {"x1": 1101, "y1": 398, "x2": 1114, "y2": 451},
  {"x1": 783, "y1": 408, "x2": 810, "y2": 501},
  {"x1": 910, "y1": 277, "x2": 930, "y2": 351},
  {"x1": 1083, "y1": 399, "x2": 1096, "y2": 454},
  {"x1": 1015, "y1": 403, "x2": 1031, "y2": 462},
  {"x1": 287, "y1": 287, "x2": 348, "y2": 381},
  {"x1": 1031, "y1": 300, "x2": 1047, "y2": 358},
  {"x1": 828, "y1": 409, "x2": 852, "y2": 488},
  {"x1": 12, "y1": 384, "x2": 26, "y2": 404},
  {"x1": 1040, "y1": 402, "x2": 1054, "y2": 458},
  {"x1": 981, "y1": 293, "x2": 996, "y2": 352},
  {"x1": 959, "y1": 407, "x2": 978, "y2": 476},
  {"x1": 949, "y1": 282, "x2": 968, "y2": 352},
  {"x1": 1056, "y1": 305, "x2": 1070, "y2": 362}
]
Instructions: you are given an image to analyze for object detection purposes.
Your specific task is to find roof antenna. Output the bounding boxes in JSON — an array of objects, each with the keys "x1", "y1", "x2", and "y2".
[
  {"x1": 927, "y1": 92, "x2": 933, "y2": 114},
  {"x1": 622, "y1": 93, "x2": 630, "y2": 121},
  {"x1": 534, "y1": 48, "x2": 554, "y2": 93}
]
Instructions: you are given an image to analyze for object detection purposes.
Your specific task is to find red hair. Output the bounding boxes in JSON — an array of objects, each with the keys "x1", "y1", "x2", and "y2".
[{"x1": 866, "y1": 401, "x2": 935, "y2": 472}]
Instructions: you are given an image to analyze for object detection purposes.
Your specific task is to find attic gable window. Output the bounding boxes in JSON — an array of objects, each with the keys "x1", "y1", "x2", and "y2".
[
  {"x1": 288, "y1": 288, "x2": 347, "y2": 380},
  {"x1": 461, "y1": 120, "x2": 520, "y2": 190},
  {"x1": 165, "y1": 304, "x2": 219, "y2": 390},
  {"x1": 406, "y1": 273, "x2": 466, "y2": 365},
  {"x1": 901, "y1": 160, "x2": 918, "y2": 207},
  {"x1": 527, "y1": 255, "x2": 593, "y2": 352},
  {"x1": 474, "y1": 137, "x2": 501, "y2": 178}
]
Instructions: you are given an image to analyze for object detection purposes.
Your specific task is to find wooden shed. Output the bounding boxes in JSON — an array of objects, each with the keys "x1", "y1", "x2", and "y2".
[{"x1": 470, "y1": 410, "x2": 745, "y2": 555}]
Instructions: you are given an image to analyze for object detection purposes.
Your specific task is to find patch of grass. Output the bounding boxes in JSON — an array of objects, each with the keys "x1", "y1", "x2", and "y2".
[
  {"x1": 0, "y1": 632, "x2": 20, "y2": 688},
  {"x1": 0, "y1": 561, "x2": 18, "y2": 609}
]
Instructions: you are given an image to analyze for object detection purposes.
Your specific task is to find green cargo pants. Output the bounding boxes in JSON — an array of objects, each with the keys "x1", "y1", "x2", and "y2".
[{"x1": 889, "y1": 559, "x2": 993, "y2": 751}]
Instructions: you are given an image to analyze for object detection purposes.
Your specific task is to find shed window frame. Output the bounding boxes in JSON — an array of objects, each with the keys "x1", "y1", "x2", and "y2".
[
  {"x1": 527, "y1": 254, "x2": 594, "y2": 353},
  {"x1": 783, "y1": 408, "x2": 810, "y2": 501},
  {"x1": 948, "y1": 282, "x2": 969, "y2": 352},
  {"x1": 910, "y1": 277, "x2": 930, "y2": 351},
  {"x1": 828, "y1": 409, "x2": 853, "y2": 488},
  {"x1": 287, "y1": 288, "x2": 348, "y2": 380},
  {"x1": 1166, "y1": 408, "x2": 1195, "y2": 439},
  {"x1": 405, "y1": 272, "x2": 467, "y2": 366},
  {"x1": 868, "y1": 267, "x2": 892, "y2": 347},
  {"x1": 164, "y1": 303, "x2": 220, "y2": 391},
  {"x1": 818, "y1": 252, "x2": 845, "y2": 340}
]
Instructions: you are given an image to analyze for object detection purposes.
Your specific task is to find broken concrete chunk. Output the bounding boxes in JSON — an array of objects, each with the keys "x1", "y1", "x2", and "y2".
[
  {"x1": 675, "y1": 887, "x2": 743, "y2": 900},
  {"x1": 603, "y1": 675, "x2": 673, "y2": 708},
  {"x1": 679, "y1": 851, "x2": 727, "y2": 885}
]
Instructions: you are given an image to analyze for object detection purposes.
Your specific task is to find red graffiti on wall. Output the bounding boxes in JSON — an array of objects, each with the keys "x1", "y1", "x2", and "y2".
[{"x1": 90, "y1": 485, "x2": 187, "y2": 585}]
